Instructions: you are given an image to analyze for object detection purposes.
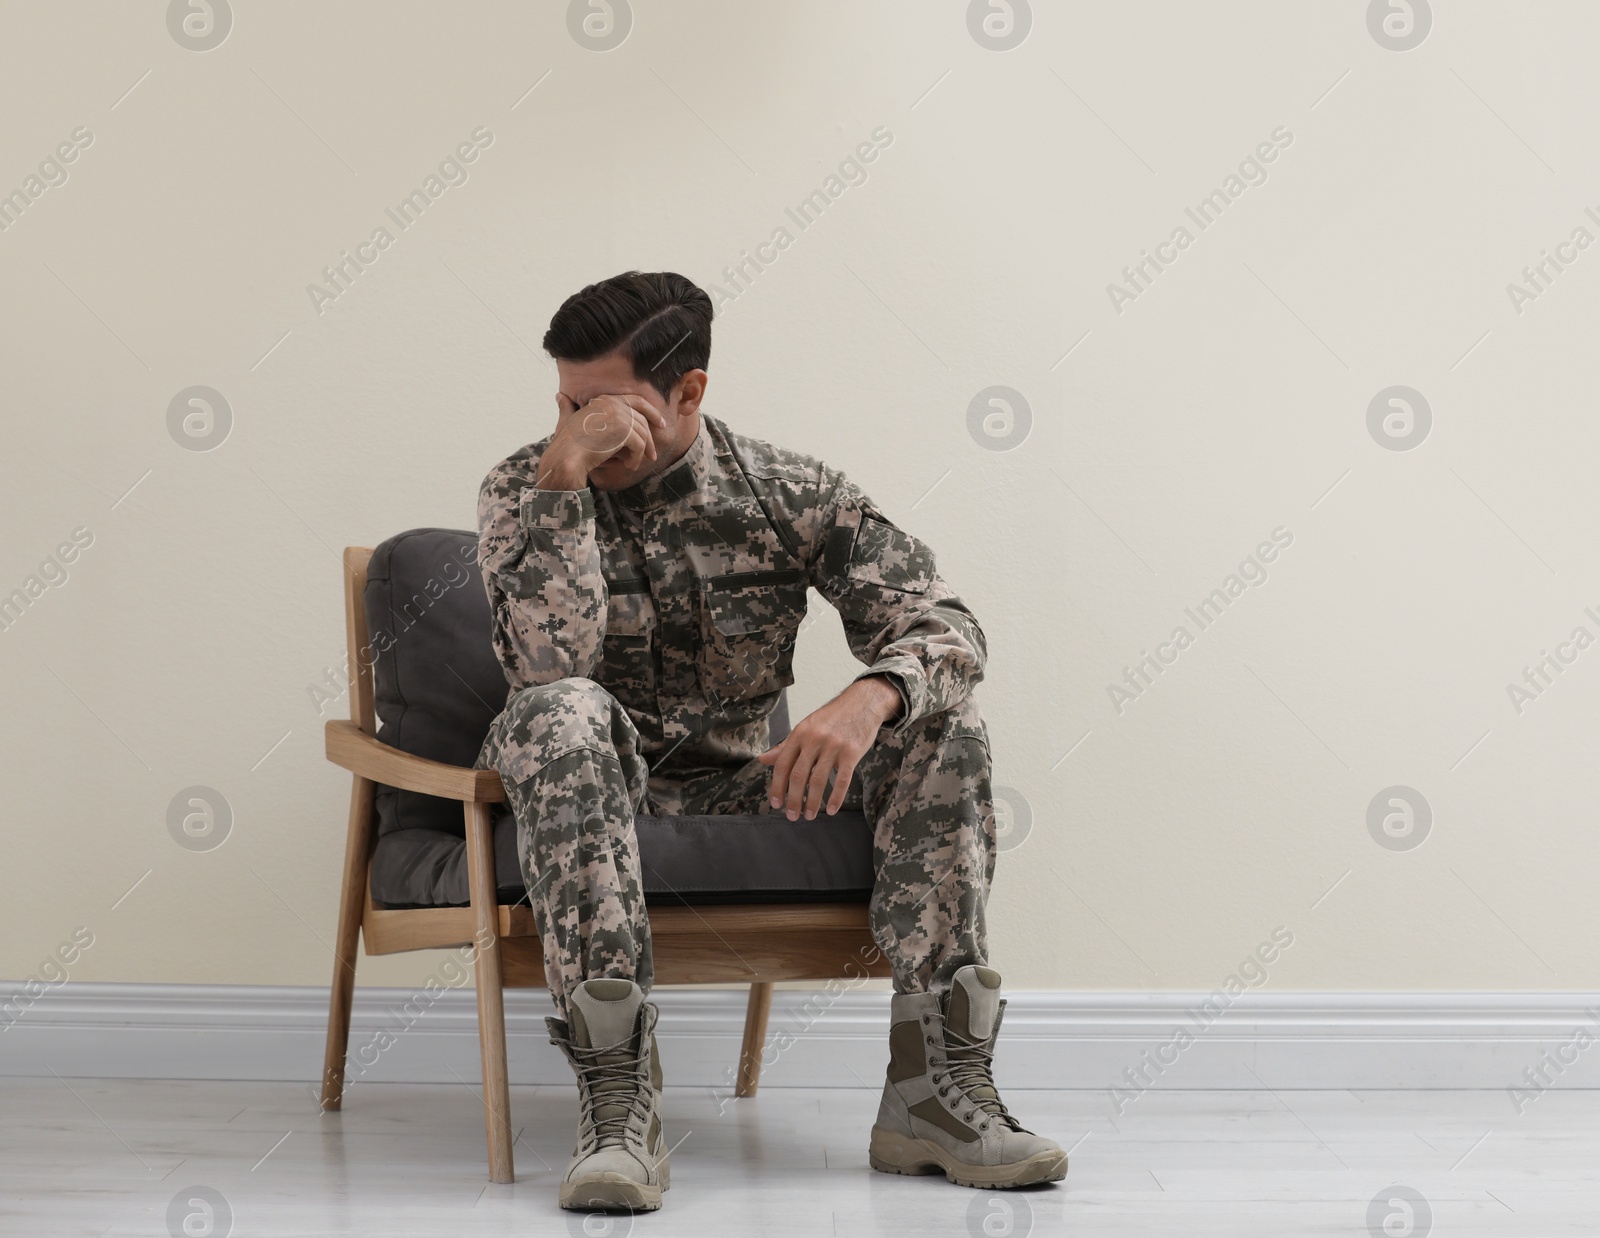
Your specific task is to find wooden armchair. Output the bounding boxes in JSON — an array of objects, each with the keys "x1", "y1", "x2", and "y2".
[{"x1": 319, "y1": 536, "x2": 888, "y2": 1182}]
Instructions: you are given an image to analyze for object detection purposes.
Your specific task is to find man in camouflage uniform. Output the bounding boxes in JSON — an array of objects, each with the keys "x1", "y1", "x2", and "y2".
[{"x1": 474, "y1": 272, "x2": 1066, "y2": 1211}]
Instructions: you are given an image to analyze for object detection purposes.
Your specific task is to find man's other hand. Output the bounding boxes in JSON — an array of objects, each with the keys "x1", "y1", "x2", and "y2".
[{"x1": 757, "y1": 676, "x2": 901, "y2": 820}]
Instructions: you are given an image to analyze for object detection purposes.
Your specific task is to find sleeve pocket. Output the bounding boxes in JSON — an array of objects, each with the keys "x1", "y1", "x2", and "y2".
[{"x1": 846, "y1": 515, "x2": 935, "y2": 594}]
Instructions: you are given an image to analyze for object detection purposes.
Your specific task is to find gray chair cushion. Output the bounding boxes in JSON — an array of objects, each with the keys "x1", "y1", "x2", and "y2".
[{"x1": 360, "y1": 528, "x2": 874, "y2": 908}]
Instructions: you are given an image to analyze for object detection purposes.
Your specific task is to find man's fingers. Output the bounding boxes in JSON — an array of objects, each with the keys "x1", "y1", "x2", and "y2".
[
  {"x1": 568, "y1": 392, "x2": 666, "y2": 430},
  {"x1": 622, "y1": 394, "x2": 669, "y2": 430},
  {"x1": 775, "y1": 739, "x2": 811, "y2": 819},
  {"x1": 802, "y1": 752, "x2": 834, "y2": 821},
  {"x1": 768, "y1": 734, "x2": 800, "y2": 808},
  {"x1": 783, "y1": 743, "x2": 817, "y2": 821},
  {"x1": 622, "y1": 423, "x2": 654, "y2": 469},
  {"x1": 606, "y1": 409, "x2": 656, "y2": 469},
  {"x1": 633, "y1": 418, "x2": 657, "y2": 463},
  {"x1": 578, "y1": 402, "x2": 631, "y2": 455},
  {"x1": 826, "y1": 757, "x2": 858, "y2": 815}
]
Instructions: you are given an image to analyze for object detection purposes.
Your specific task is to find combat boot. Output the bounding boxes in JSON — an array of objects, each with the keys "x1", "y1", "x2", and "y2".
[
  {"x1": 869, "y1": 964, "x2": 1067, "y2": 1188},
  {"x1": 546, "y1": 978, "x2": 669, "y2": 1211}
]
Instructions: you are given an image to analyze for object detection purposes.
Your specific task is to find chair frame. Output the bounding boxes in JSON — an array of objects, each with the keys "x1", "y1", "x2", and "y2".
[{"x1": 319, "y1": 546, "x2": 889, "y2": 1182}]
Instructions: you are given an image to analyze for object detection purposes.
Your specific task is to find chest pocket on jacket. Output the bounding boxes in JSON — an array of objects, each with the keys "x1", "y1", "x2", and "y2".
[
  {"x1": 698, "y1": 571, "x2": 806, "y2": 704},
  {"x1": 599, "y1": 578, "x2": 656, "y2": 706}
]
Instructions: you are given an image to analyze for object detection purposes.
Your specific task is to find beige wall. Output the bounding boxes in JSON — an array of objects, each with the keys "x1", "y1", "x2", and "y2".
[{"x1": 4, "y1": 1, "x2": 1595, "y2": 994}]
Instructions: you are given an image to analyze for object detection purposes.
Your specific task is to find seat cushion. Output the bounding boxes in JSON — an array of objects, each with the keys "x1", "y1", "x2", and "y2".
[
  {"x1": 369, "y1": 806, "x2": 875, "y2": 909},
  {"x1": 359, "y1": 527, "x2": 855, "y2": 909}
]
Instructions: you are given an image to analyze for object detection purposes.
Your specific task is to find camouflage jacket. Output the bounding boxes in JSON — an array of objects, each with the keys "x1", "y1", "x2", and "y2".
[{"x1": 475, "y1": 411, "x2": 986, "y2": 773}]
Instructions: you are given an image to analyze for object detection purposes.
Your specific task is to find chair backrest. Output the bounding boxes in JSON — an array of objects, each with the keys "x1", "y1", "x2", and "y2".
[
  {"x1": 361, "y1": 529, "x2": 506, "y2": 839},
  {"x1": 352, "y1": 529, "x2": 792, "y2": 840}
]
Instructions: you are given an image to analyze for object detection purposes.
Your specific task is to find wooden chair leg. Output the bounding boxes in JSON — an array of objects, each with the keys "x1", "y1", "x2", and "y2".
[
  {"x1": 320, "y1": 775, "x2": 375, "y2": 1112},
  {"x1": 465, "y1": 800, "x2": 514, "y2": 1183},
  {"x1": 736, "y1": 981, "x2": 774, "y2": 1097}
]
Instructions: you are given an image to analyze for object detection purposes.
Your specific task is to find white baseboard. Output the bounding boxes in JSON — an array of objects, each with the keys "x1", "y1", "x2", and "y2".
[{"x1": 4, "y1": 983, "x2": 1599, "y2": 1100}]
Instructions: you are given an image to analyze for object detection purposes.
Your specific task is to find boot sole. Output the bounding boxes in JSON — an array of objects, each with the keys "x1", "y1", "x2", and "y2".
[
  {"x1": 868, "y1": 1127, "x2": 1067, "y2": 1189},
  {"x1": 559, "y1": 1157, "x2": 669, "y2": 1212}
]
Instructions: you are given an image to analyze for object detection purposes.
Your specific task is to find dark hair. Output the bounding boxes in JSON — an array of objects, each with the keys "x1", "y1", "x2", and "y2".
[{"x1": 543, "y1": 270, "x2": 712, "y2": 401}]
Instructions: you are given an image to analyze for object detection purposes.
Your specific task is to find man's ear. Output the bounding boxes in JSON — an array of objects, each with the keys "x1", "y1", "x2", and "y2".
[{"x1": 670, "y1": 368, "x2": 708, "y2": 417}]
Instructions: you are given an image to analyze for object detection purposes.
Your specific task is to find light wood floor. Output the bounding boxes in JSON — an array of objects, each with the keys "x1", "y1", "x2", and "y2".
[{"x1": 3, "y1": 1077, "x2": 1594, "y2": 1235}]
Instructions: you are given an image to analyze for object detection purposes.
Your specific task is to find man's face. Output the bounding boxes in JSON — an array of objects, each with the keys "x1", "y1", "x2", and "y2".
[{"x1": 554, "y1": 348, "x2": 702, "y2": 490}]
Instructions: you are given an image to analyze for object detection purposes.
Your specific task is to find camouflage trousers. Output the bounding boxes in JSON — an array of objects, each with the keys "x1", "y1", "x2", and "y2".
[{"x1": 474, "y1": 678, "x2": 996, "y2": 1019}]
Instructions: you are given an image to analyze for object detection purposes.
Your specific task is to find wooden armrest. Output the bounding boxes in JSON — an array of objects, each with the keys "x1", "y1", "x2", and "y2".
[{"x1": 325, "y1": 720, "x2": 506, "y2": 803}]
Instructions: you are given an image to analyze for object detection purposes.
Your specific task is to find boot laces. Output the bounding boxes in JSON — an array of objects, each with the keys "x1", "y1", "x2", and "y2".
[
  {"x1": 932, "y1": 1021, "x2": 1021, "y2": 1131},
  {"x1": 566, "y1": 1033, "x2": 652, "y2": 1150}
]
